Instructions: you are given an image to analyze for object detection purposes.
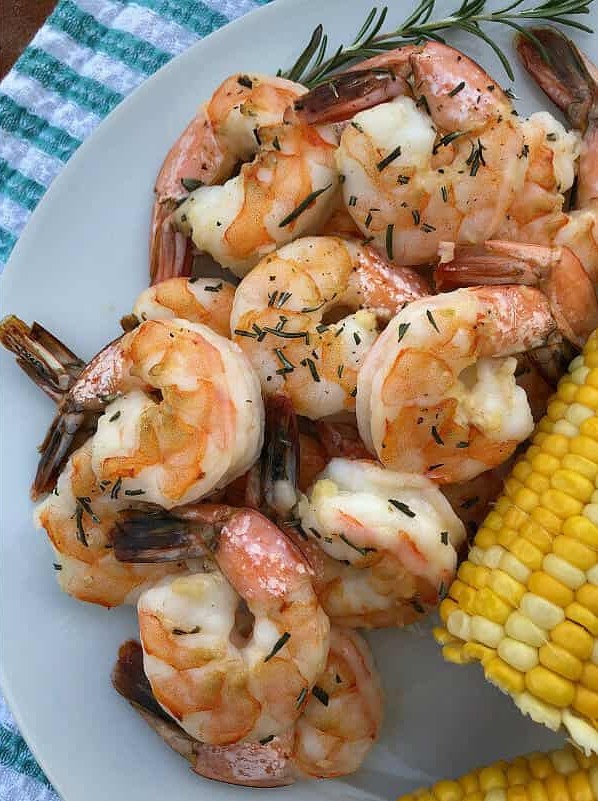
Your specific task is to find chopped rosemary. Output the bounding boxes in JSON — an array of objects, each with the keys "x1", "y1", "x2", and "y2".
[
  {"x1": 316, "y1": 323, "x2": 330, "y2": 334},
  {"x1": 412, "y1": 209, "x2": 420, "y2": 225},
  {"x1": 53, "y1": 562, "x2": 62, "y2": 571},
  {"x1": 397, "y1": 175, "x2": 410, "y2": 185},
  {"x1": 466, "y1": 138, "x2": 487, "y2": 176},
  {"x1": 426, "y1": 309, "x2": 439, "y2": 332},
  {"x1": 253, "y1": 127, "x2": 262, "y2": 146},
  {"x1": 441, "y1": 185, "x2": 448, "y2": 203},
  {"x1": 439, "y1": 581, "x2": 447, "y2": 600},
  {"x1": 421, "y1": 222, "x2": 436, "y2": 233},
  {"x1": 349, "y1": 387, "x2": 357, "y2": 397},
  {"x1": 275, "y1": 348, "x2": 295, "y2": 375},
  {"x1": 264, "y1": 631, "x2": 291, "y2": 662},
  {"x1": 416, "y1": 94, "x2": 431, "y2": 115},
  {"x1": 337, "y1": 364, "x2": 344, "y2": 379},
  {"x1": 385, "y1": 224, "x2": 394, "y2": 260},
  {"x1": 353, "y1": 331, "x2": 361, "y2": 346},
  {"x1": 431, "y1": 426, "x2": 444, "y2": 446},
  {"x1": 397, "y1": 322, "x2": 410, "y2": 343},
  {"x1": 376, "y1": 144, "x2": 402, "y2": 171},
  {"x1": 260, "y1": 735, "x2": 275, "y2": 745},
  {"x1": 302, "y1": 294, "x2": 335, "y2": 314},
  {"x1": 124, "y1": 489, "x2": 146, "y2": 496},
  {"x1": 273, "y1": 136, "x2": 281, "y2": 151},
  {"x1": 172, "y1": 626, "x2": 200, "y2": 635},
  {"x1": 261, "y1": 326, "x2": 309, "y2": 342},
  {"x1": 296, "y1": 687, "x2": 308, "y2": 707},
  {"x1": 339, "y1": 533, "x2": 377, "y2": 556},
  {"x1": 336, "y1": 673, "x2": 342, "y2": 684},
  {"x1": 433, "y1": 131, "x2": 462, "y2": 154},
  {"x1": 237, "y1": 74, "x2": 253, "y2": 88},
  {"x1": 440, "y1": 531, "x2": 449, "y2": 546},
  {"x1": 546, "y1": 132, "x2": 558, "y2": 141},
  {"x1": 389, "y1": 499, "x2": 416, "y2": 518},
  {"x1": 312, "y1": 685, "x2": 329, "y2": 706},
  {"x1": 519, "y1": 143, "x2": 530, "y2": 159},
  {"x1": 278, "y1": 183, "x2": 332, "y2": 228},
  {"x1": 110, "y1": 477, "x2": 122, "y2": 500},
  {"x1": 301, "y1": 357, "x2": 321, "y2": 382},
  {"x1": 348, "y1": 195, "x2": 357, "y2": 207},
  {"x1": 181, "y1": 177, "x2": 203, "y2": 192},
  {"x1": 203, "y1": 282, "x2": 223, "y2": 292},
  {"x1": 365, "y1": 211, "x2": 373, "y2": 228},
  {"x1": 428, "y1": 463, "x2": 444, "y2": 471},
  {"x1": 411, "y1": 597, "x2": 425, "y2": 614},
  {"x1": 448, "y1": 81, "x2": 466, "y2": 97},
  {"x1": 456, "y1": 441, "x2": 470, "y2": 448},
  {"x1": 234, "y1": 328, "x2": 258, "y2": 339},
  {"x1": 351, "y1": 120, "x2": 364, "y2": 133},
  {"x1": 109, "y1": 411, "x2": 121, "y2": 422},
  {"x1": 269, "y1": 290, "x2": 293, "y2": 308}
]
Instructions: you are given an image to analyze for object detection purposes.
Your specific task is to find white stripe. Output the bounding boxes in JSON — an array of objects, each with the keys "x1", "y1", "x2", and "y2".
[
  {"x1": 201, "y1": 0, "x2": 259, "y2": 20},
  {"x1": 76, "y1": 0, "x2": 198, "y2": 56},
  {"x1": 34, "y1": 27, "x2": 146, "y2": 97},
  {"x1": 0, "y1": 764, "x2": 57, "y2": 801},
  {"x1": 0, "y1": 196, "x2": 31, "y2": 238},
  {"x1": 0, "y1": 132, "x2": 63, "y2": 187},
  {"x1": 1, "y1": 72, "x2": 101, "y2": 142}
]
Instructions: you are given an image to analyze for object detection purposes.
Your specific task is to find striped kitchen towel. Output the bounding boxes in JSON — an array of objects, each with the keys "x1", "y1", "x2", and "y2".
[{"x1": 0, "y1": 1, "x2": 267, "y2": 796}]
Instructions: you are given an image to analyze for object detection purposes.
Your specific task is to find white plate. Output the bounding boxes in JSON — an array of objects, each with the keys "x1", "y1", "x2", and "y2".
[{"x1": 1, "y1": 2, "x2": 593, "y2": 798}]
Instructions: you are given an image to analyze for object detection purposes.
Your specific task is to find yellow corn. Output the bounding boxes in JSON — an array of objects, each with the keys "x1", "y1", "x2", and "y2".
[
  {"x1": 436, "y1": 331, "x2": 598, "y2": 753},
  {"x1": 396, "y1": 748, "x2": 598, "y2": 801}
]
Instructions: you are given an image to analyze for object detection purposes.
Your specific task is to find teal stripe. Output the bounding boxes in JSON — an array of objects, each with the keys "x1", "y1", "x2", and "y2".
[
  {"x1": 132, "y1": 0, "x2": 228, "y2": 36},
  {"x1": 16, "y1": 48, "x2": 122, "y2": 118},
  {"x1": 0, "y1": 160, "x2": 45, "y2": 212},
  {"x1": 0, "y1": 228, "x2": 18, "y2": 264},
  {"x1": 48, "y1": 0, "x2": 171, "y2": 76},
  {"x1": 0, "y1": 95, "x2": 80, "y2": 162},
  {"x1": 0, "y1": 724, "x2": 51, "y2": 787}
]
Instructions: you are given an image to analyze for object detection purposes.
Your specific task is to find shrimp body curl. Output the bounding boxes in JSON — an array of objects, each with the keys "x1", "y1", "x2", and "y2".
[
  {"x1": 230, "y1": 235, "x2": 430, "y2": 419},
  {"x1": 357, "y1": 286, "x2": 562, "y2": 484}
]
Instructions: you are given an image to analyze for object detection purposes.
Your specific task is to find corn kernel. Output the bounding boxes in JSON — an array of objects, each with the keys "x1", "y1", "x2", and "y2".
[
  {"x1": 544, "y1": 774, "x2": 571, "y2": 801},
  {"x1": 485, "y1": 657, "x2": 525, "y2": 694},
  {"x1": 551, "y1": 749, "x2": 582, "y2": 775},
  {"x1": 539, "y1": 643, "x2": 583, "y2": 681},
  {"x1": 543, "y1": 555, "x2": 587, "y2": 590},
  {"x1": 458, "y1": 773, "x2": 479, "y2": 795},
  {"x1": 447, "y1": 610, "x2": 472, "y2": 641},
  {"x1": 440, "y1": 598, "x2": 459, "y2": 623},
  {"x1": 498, "y1": 637, "x2": 539, "y2": 672},
  {"x1": 533, "y1": 453, "x2": 561, "y2": 476},
  {"x1": 528, "y1": 780, "x2": 549, "y2": 801},
  {"x1": 486, "y1": 511, "x2": 506, "y2": 531},
  {"x1": 459, "y1": 562, "x2": 489, "y2": 590},
  {"x1": 551, "y1": 470, "x2": 595, "y2": 503},
  {"x1": 590, "y1": 766, "x2": 598, "y2": 800},
  {"x1": 442, "y1": 643, "x2": 468, "y2": 664},
  {"x1": 574, "y1": 686, "x2": 598, "y2": 721},
  {"x1": 587, "y1": 565, "x2": 598, "y2": 586},
  {"x1": 432, "y1": 781, "x2": 463, "y2": 801},
  {"x1": 507, "y1": 762, "x2": 531, "y2": 784},
  {"x1": 504, "y1": 506, "x2": 528, "y2": 530},
  {"x1": 471, "y1": 616, "x2": 504, "y2": 648},
  {"x1": 538, "y1": 420, "x2": 555, "y2": 434},
  {"x1": 454, "y1": 585, "x2": 477, "y2": 614},
  {"x1": 514, "y1": 461, "x2": 534, "y2": 481},
  {"x1": 567, "y1": 403, "x2": 595, "y2": 426},
  {"x1": 505, "y1": 611, "x2": 546, "y2": 647},
  {"x1": 531, "y1": 508, "x2": 562, "y2": 537},
  {"x1": 515, "y1": 487, "x2": 540, "y2": 512},
  {"x1": 564, "y1": 517, "x2": 598, "y2": 550},
  {"x1": 566, "y1": 603, "x2": 598, "y2": 637},
  {"x1": 462, "y1": 642, "x2": 495, "y2": 665},
  {"x1": 581, "y1": 663, "x2": 598, "y2": 692},
  {"x1": 568, "y1": 771, "x2": 594, "y2": 801},
  {"x1": 571, "y1": 367, "x2": 591, "y2": 386},
  {"x1": 541, "y1": 489, "x2": 584, "y2": 520},
  {"x1": 585, "y1": 505, "x2": 598, "y2": 527},
  {"x1": 576, "y1": 388, "x2": 598, "y2": 411},
  {"x1": 449, "y1": 579, "x2": 469, "y2": 603},
  {"x1": 482, "y1": 546, "x2": 506, "y2": 569},
  {"x1": 580, "y1": 417, "x2": 598, "y2": 441},
  {"x1": 521, "y1": 593, "x2": 565, "y2": 629},
  {"x1": 478, "y1": 767, "x2": 507, "y2": 791},
  {"x1": 486, "y1": 791, "x2": 507, "y2": 801},
  {"x1": 553, "y1": 538, "x2": 596, "y2": 571},
  {"x1": 474, "y1": 588, "x2": 511, "y2": 624},
  {"x1": 507, "y1": 788, "x2": 528, "y2": 801},
  {"x1": 500, "y1": 552, "x2": 531, "y2": 583},
  {"x1": 527, "y1": 473, "x2": 551, "y2": 495},
  {"x1": 468, "y1": 546, "x2": 484, "y2": 565},
  {"x1": 488, "y1": 570, "x2": 526, "y2": 607},
  {"x1": 529, "y1": 572, "x2": 574, "y2": 607},
  {"x1": 548, "y1": 400, "x2": 569, "y2": 421},
  {"x1": 433, "y1": 627, "x2": 456, "y2": 646},
  {"x1": 506, "y1": 477, "x2": 524, "y2": 498},
  {"x1": 571, "y1": 436, "x2": 598, "y2": 464},
  {"x1": 562, "y1": 454, "x2": 598, "y2": 482},
  {"x1": 513, "y1": 691, "x2": 562, "y2": 731},
  {"x1": 592, "y1": 641, "x2": 598, "y2": 665},
  {"x1": 463, "y1": 793, "x2": 484, "y2": 801},
  {"x1": 497, "y1": 528, "x2": 519, "y2": 549},
  {"x1": 577, "y1": 585, "x2": 598, "y2": 616},
  {"x1": 526, "y1": 665, "x2": 575, "y2": 707},
  {"x1": 554, "y1": 420, "x2": 579, "y2": 438},
  {"x1": 508, "y1": 538, "x2": 544, "y2": 571},
  {"x1": 527, "y1": 755, "x2": 553, "y2": 779},
  {"x1": 538, "y1": 434, "x2": 570, "y2": 458},
  {"x1": 551, "y1": 622, "x2": 594, "y2": 661}
]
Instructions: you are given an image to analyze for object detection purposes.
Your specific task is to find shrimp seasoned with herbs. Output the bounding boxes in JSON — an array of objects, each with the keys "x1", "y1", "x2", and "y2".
[
  {"x1": 113, "y1": 627, "x2": 382, "y2": 785},
  {"x1": 151, "y1": 73, "x2": 307, "y2": 282},
  {"x1": 35, "y1": 319, "x2": 263, "y2": 504},
  {"x1": 297, "y1": 458, "x2": 466, "y2": 627},
  {"x1": 111, "y1": 506, "x2": 330, "y2": 745},
  {"x1": 356, "y1": 286, "x2": 583, "y2": 484},
  {"x1": 230, "y1": 236, "x2": 430, "y2": 419}
]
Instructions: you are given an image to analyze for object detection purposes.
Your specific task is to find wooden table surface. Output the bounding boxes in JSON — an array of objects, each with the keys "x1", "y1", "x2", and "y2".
[{"x1": 1, "y1": 0, "x2": 58, "y2": 78}]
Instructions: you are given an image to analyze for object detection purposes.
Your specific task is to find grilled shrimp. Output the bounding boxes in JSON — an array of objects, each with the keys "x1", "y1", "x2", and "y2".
[
  {"x1": 230, "y1": 236, "x2": 430, "y2": 419},
  {"x1": 111, "y1": 506, "x2": 330, "y2": 745},
  {"x1": 356, "y1": 286, "x2": 575, "y2": 484},
  {"x1": 113, "y1": 627, "x2": 382, "y2": 785},
  {"x1": 296, "y1": 458, "x2": 465, "y2": 627},
  {"x1": 35, "y1": 319, "x2": 263, "y2": 504},
  {"x1": 517, "y1": 27, "x2": 598, "y2": 282},
  {"x1": 151, "y1": 73, "x2": 307, "y2": 282}
]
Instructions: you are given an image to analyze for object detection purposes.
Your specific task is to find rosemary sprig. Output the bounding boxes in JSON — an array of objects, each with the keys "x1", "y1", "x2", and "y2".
[{"x1": 281, "y1": 0, "x2": 594, "y2": 86}]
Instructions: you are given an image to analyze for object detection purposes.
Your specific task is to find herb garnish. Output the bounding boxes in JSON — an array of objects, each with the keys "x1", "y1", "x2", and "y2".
[
  {"x1": 377, "y1": 144, "x2": 402, "y2": 171},
  {"x1": 426, "y1": 309, "x2": 439, "y2": 332},
  {"x1": 397, "y1": 322, "x2": 410, "y2": 343},
  {"x1": 181, "y1": 178, "x2": 203, "y2": 192},
  {"x1": 264, "y1": 632, "x2": 291, "y2": 662},
  {"x1": 278, "y1": 184, "x2": 332, "y2": 228},
  {"x1": 448, "y1": 81, "x2": 466, "y2": 96},
  {"x1": 431, "y1": 426, "x2": 444, "y2": 445},
  {"x1": 385, "y1": 224, "x2": 394, "y2": 260},
  {"x1": 312, "y1": 686, "x2": 329, "y2": 706},
  {"x1": 339, "y1": 533, "x2": 377, "y2": 556},
  {"x1": 389, "y1": 499, "x2": 416, "y2": 517}
]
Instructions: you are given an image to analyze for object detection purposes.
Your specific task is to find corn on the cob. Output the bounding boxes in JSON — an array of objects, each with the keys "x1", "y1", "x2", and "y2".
[
  {"x1": 436, "y1": 330, "x2": 598, "y2": 753},
  {"x1": 397, "y1": 747, "x2": 598, "y2": 801}
]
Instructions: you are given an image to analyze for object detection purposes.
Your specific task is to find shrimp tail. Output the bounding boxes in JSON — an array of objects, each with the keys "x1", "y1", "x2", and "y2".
[
  {"x1": 261, "y1": 394, "x2": 299, "y2": 518},
  {"x1": 0, "y1": 315, "x2": 84, "y2": 403},
  {"x1": 436, "y1": 240, "x2": 598, "y2": 348},
  {"x1": 291, "y1": 69, "x2": 410, "y2": 125},
  {"x1": 150, "y1": 203, "x2": 194, "y2": 285},
  {"x1": 110, "y1": 507, "x2": 214, "y2": 562},
  {"x1": 516, "y1": 27, "x2": 598, "y2": 132},
  {"x1": 113, "y1": 640, "x2": 296, "y2": 788},
  {"x1": 32, "y1": 408, "x2": 89, "y2": 500}
]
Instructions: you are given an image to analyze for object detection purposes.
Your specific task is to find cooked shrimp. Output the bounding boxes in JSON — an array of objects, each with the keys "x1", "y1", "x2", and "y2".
[
  {"x1": 356, "y1": 286, "x2": 568, "y2": 484},
  {"x1": 436, "y1": 240, "x2": 598, "y2": 348},
  {"x1": 34, "y1": 440, "x2": 186, "y2": 607},
  {"x1": 113, "y1": 627, "x2": 382, "y2": 785},
  {"x1": 35, "y1": 319, "x2": 263, "y2": 504},
  {"x1": 124, "y1": 277, "x2": 235, "y2": 339},
  {"x1": 297, "y1": 458, "x2": 466, "y2": 625},
  {"x1": 230, "y1": 236, "x2": 430, "y2": 419},
  {"x1": 151, "y1": 73, "x2": 307, "y2": 283},
  {"x1": 516, "y1": 27, "x2": 598, "y2": 282},
  {"x1": 111, "y1": 506, "x2": 330, "y2": 745},
  {"x1": 297, "y1": 43, "x2": 526, "y2": 266}
]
